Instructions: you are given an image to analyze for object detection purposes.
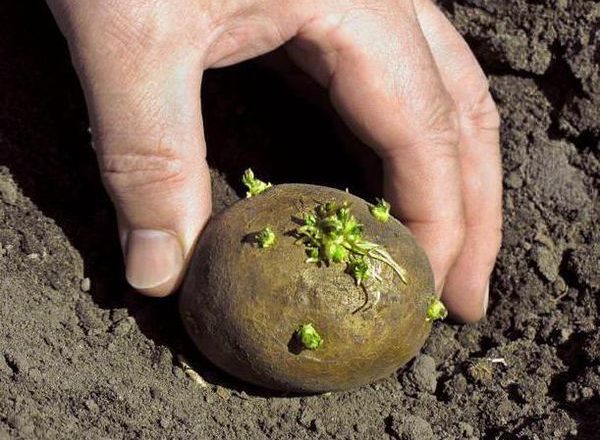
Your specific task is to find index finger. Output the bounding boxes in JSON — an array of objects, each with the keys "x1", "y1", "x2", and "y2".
[{"x1": 287, "y1": 1, "x2": 465, "y2": 294}]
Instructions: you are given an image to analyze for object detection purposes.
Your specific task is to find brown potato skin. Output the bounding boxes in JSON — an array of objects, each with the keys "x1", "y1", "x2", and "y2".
[{"x1": 180, "y1": 184, "x2": 434, "y2": 393}]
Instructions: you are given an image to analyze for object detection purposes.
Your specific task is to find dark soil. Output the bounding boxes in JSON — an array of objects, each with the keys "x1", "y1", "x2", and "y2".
[{"x1": 0, "y1": 1, "x2": 598, "y2": 439}]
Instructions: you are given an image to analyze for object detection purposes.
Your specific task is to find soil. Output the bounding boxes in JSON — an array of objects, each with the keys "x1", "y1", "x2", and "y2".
[{"x1": 0, "y1": 1, "x2": 598, "y2": 439}]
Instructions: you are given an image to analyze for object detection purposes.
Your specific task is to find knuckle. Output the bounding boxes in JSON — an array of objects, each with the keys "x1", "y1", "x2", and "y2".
[
  {"x1": 98, "y1": 147, "x2": 187, "y2": 195},
  {"x1": 418, "y1": 92, "x2": 461, "y2": 151},
  {"x1": 74, "y1": 1, "x2": 209, "y2": 68},
  {"x1": 84, "y1": 3, "x2": 161, "y2": 56},
  {"x1": 461, "y1": 88, "x2": 501, "y2": 132}
]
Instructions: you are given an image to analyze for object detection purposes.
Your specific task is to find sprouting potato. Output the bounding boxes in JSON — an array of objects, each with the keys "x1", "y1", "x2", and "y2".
[{"x1": 180, "y1": 180, "x2": 443, "y2": 393}]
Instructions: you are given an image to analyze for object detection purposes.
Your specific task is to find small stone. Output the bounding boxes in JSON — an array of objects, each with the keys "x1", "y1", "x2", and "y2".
[
  {"x1": 0, "y1": 177, "x2": 18, "y2": 205},
  {"x1": 504, "y1": 197, "x2": 514, "y2": 211},
  {"x1": 172, "y1": 366, "x2": 185, "y2": 379},
  {"x1": 80, "y1": 278, "x2": 91, "y2": 292},
  {"x1": 581, "y1": 386, "x2": 594, "y2": 399},
  {"x1": 150, "y1": 386, "x2": 163, "y2": 400},
  {"x1": 111, "y1": 309, "x2": 129, "y2": 322},
  {"x1": 113, "y1": 317, "x2": 134, "y2": 337},
  {"x1": 298, "y1": 407, "x2": 317, "y2": 430},
  {"x1": 216, "y1": 386, "x2": 231, "y2": 400},
  {"x1": 531, "y1": 245, "x2": 560, "y2": 282},
  {"x1": 155, "y1": 346, "x2": 173, "y2": 369},
  {"x1": 458, "y1": 422, "x2": 474, "y2": 437},
  {"x1": 159, "y1": 416, "x2": 171, "y2": 429},
  {"x1": 559, "y1": 327, "x2": 573, "y2": 343},
  {"x1": 75, "y1": 302, "x2": 105, "y2": 332},
  {"x1": 21, "y1": 233, "x2": 43, "y2": 255},
  {"x1": 27, "y1": 368, "x2": 42, "y2": 382},
  {"x1": 553, "y1": 278, "x2": 567, "y2": 293},
  {"x1": 353, "y1": 423, "x2": 363, "y2": 433},
  {"x1": 85, "y1": 398, "x2": 99, "y2": 412},
  {"x1": 236, "y1": 391, "x2": 250, "y2": 400},
  {"x1": 312, "y1": 418, "x2": 324, "y2": 434},
  {"x1": 505, "y1": 172, "x2": 523, "y2": 189}
]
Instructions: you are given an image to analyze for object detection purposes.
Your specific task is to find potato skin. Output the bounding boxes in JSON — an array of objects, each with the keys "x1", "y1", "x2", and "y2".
[{"x1": 180, "y1": 184, "x2": 434, "y2": 393}]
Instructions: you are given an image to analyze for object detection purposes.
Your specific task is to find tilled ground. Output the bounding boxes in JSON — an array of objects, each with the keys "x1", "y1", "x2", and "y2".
[{"x1": 0, "y1": 1, "x2": 598, "y2": 439}]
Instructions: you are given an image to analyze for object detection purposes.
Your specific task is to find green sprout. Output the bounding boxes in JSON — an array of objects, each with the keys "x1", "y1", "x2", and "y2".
[
  {"x1": 256, "y1": 227, "x2": 276, "y2": 248},
  {"x1": 305, "y1": 246, "x2": 320, "y2": 264},
  {"x1": 296, "y1": 323, "x2": 323, "y2": 350},
  {"x1": 426, "y1": 296, "x2": 448, "y2": 322},
  {"x1": 295, "y1": 201, "x2": 408, "y2": 285},
  {"x1": 369, "y1": 198, "x2": 391, "y2": 223},
  {"x1": 347, "y1": 255, "x2": 370, "y2": 286},
  {"x1": 242, "y1": 168, "x2": 272, "y2": 198}
]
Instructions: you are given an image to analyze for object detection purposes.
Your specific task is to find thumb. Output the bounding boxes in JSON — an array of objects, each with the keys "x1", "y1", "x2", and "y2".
[{"x1": 75, "y1": 38, "x2": 210, "y2": 297}]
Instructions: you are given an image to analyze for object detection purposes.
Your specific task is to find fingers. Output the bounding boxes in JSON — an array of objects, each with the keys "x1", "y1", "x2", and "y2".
[
  {"x1": 416, "y1": 0, "x2": 502, "y2": 322},
  {"x1": 287, "y1": 2, "x2": 465, "y2": 298},
  {"x1": 69, "y1": 20, "x2": 211, "y2": 297}
]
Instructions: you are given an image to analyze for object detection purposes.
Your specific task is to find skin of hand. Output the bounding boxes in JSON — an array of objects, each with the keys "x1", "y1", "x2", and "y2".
[{"x1": 46, "y1": 0, "x2": 502, "y2": 323}]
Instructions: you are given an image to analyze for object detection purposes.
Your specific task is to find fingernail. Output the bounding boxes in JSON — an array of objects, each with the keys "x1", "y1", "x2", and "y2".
[
  {"x1": 125, "y1": 229, "x2": 183, "y2": 290},
  {"x1": 482, "y1": 281, "x2": 490, "y2": 316}
]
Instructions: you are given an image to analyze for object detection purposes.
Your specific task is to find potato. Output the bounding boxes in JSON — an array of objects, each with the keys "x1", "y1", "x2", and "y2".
[{"x1": 180, "y1": 184, "x2": 437, "y2": 393}]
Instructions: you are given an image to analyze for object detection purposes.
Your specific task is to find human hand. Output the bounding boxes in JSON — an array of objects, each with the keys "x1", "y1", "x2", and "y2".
[{"x1": 46, "y1": 0, "x2": 501, "y2": 322}]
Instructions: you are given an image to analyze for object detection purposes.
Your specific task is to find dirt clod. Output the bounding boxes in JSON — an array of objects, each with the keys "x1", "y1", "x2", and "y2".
[
  {"x1": 402, "y1": 354, "x2": 437, "y2": 395},
  {"x1": 387, "y1": 414, "x2": 433, "y2": 440},
  {"x1": 80, "y1": 277, "x2": 91, "y2": 292},
  {"x1": 0, "y1": 173, "x2": 18, "y2": 206}
]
